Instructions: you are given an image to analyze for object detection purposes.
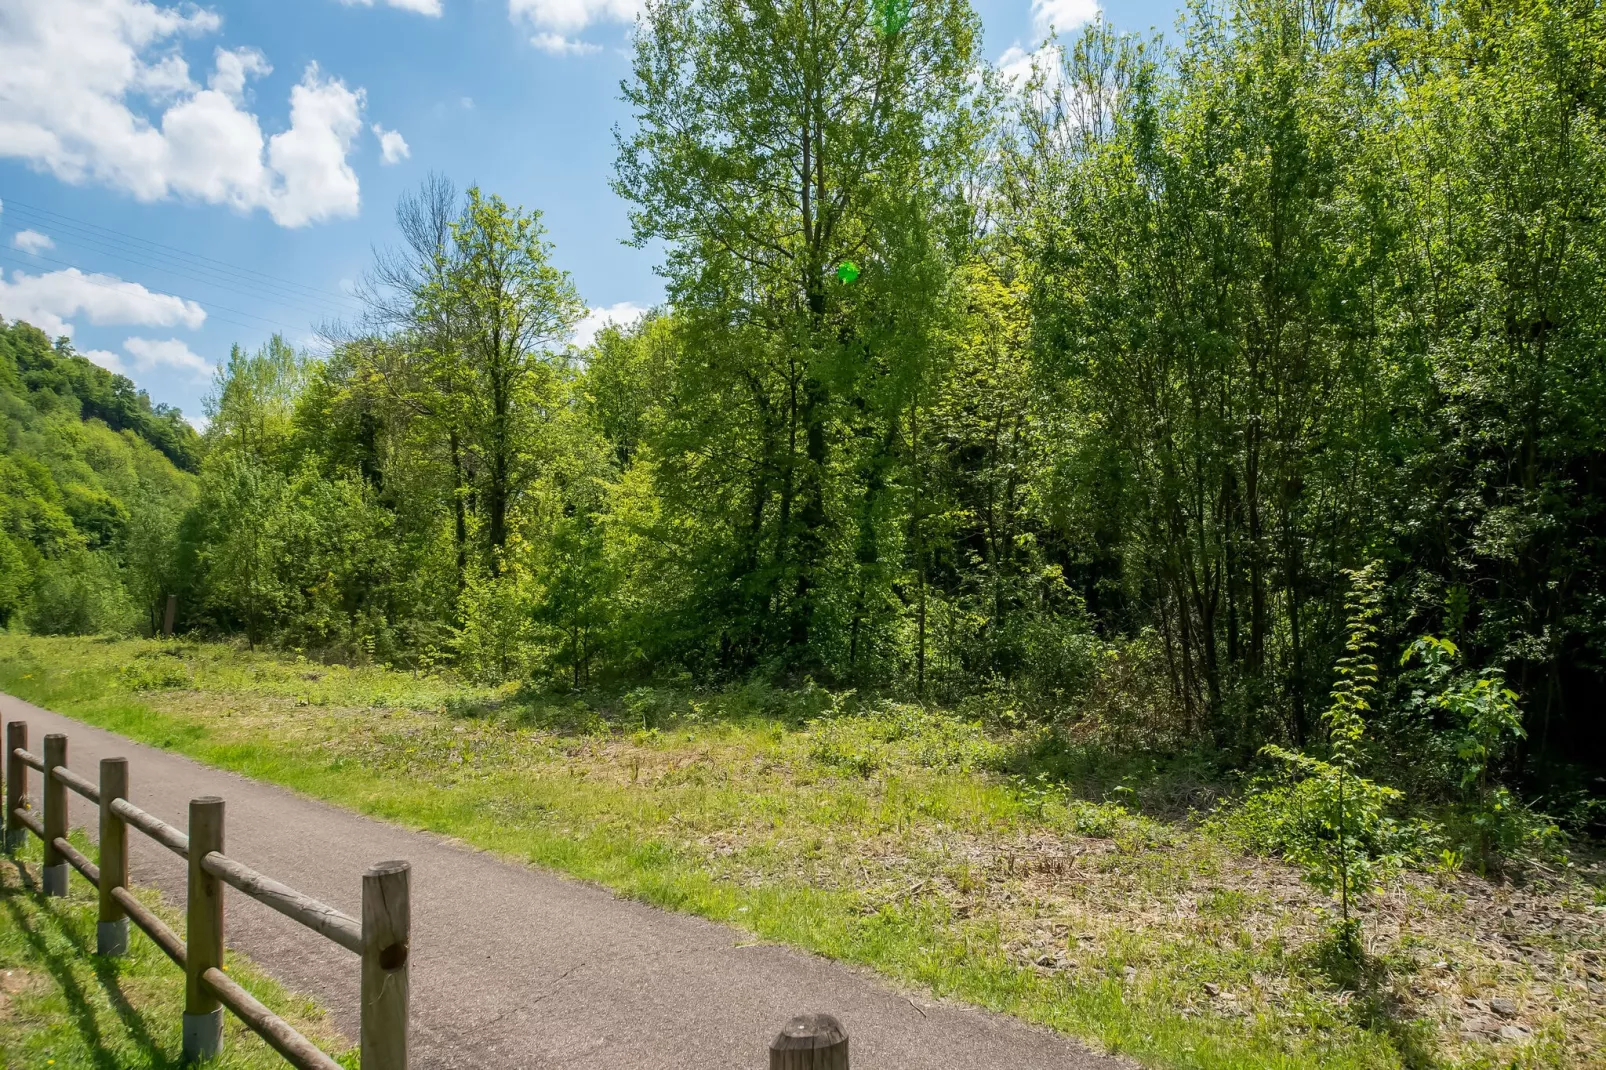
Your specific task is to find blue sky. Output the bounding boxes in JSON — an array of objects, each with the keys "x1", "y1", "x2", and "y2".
[{"x1": 0, "y1": 0, "x2": 1181, "y2": 425}]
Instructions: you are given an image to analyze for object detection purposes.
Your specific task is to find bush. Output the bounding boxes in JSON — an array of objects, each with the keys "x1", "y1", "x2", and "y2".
[{"x1": 23, "y1": 551, "x2": 136, "y2": 636}]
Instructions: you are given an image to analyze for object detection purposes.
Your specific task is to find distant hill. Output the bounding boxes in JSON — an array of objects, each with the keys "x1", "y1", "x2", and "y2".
[
  {"x1": 0, "y1": 319, "x2": 202, "y2": 472},
  {"x1": 0, "y1": 318, "x2": 200, "y2": 632}
]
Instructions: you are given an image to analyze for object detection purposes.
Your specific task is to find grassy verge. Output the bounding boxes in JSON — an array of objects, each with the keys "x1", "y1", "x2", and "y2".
[
  {"x1": 0, "y1": 829, "x2": 352, "y2": 1068},
  {"x1": 1, "y1": 635, "x2": 1602, "y2": 1070}
]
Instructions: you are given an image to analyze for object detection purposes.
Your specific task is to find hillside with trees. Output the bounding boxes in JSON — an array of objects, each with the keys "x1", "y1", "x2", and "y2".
[{"x1": 0, "y1": 319, "x2": 200, "y2": 634}]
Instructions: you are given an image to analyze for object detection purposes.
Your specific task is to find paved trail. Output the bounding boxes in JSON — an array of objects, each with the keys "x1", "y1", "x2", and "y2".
[{"x1": 1, "y1": 693, "x2": 1124, "y2": 1069}]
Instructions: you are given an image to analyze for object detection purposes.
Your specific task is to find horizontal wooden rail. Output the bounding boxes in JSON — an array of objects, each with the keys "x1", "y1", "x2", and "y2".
[
  {"x1": 111, "y1": 797, "x2": 189, "y2": 858},
  {"x1": 202, "y1": 851, "x2": 362, "y2": 954},
  {"x1": 4, "y1": 718, "x2": 410, "y2": 1066},
  {"x1": 111, "y1": 885, "x2": 187, "y2": 968},
  {"x1": 52, "y1": 764, "x2": 101, "y2": 803},
  {"x1": 202, "y1": 967, "x2": 344, "y2": 1070},
  {"x1": 54, "y1": 836, "x2": 100, "y2": 885},
  {"x1": 10, "y1": 807, "x2": 42, "y2": 839}
]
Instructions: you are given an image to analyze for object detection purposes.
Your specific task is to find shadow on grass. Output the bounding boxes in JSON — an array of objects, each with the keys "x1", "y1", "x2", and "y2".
[
  {"x1": 445, "y1": 677, "x2": 838, "y2": 736},
  {"x1": 2, "y1": 857, "x2": 172, "y2": 1068},
  {"x1": 995, "y1": 730, "x2": 1229, "y2": 821}
]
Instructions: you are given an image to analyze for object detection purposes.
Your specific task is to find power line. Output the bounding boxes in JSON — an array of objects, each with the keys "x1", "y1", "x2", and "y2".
[
  {"x1": 0, "y1": 249, "x2": 311, "y2": 338},
  {"x1": 4, "y1": 217, "x2": 358, "y2": 324},
  {"x1": 0, "y1": 197, "x2": 364, "y2": 318}
]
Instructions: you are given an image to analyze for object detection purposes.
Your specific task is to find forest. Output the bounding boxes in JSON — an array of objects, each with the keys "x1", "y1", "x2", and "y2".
[{"x1": 3, "y1": 0, "x2": 1604, "y2": 850}]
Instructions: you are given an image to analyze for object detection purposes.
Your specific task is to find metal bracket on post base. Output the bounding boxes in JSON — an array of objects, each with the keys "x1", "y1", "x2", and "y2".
[
  {"x1": 182, "y1": 1007, "x2": 224, "y2": 1062},
  {"x1": 41, "y1": 734, "x2": 67, "y2": 898}
]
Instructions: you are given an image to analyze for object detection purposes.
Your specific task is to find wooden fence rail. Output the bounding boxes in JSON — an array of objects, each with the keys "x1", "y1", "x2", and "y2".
[{"x1": 2, "y1": 720, "x2": 411, "y2": 1068}]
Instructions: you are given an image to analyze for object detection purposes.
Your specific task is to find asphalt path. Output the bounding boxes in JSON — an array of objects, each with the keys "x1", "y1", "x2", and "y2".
[{"x1": 0, "y1": 692, "x2": 1125, "y2": 1069}]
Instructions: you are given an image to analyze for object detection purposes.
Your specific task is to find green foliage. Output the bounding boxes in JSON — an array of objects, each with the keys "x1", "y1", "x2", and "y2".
[
  {"x1": 1259, "y1": 566, "x2": 1407, "y2": 937},
  {"x1": 24, "y1": 550, "x2": 138, "y2": 636},
  {"x1": 0, "y1": 319, "x2": 198, "y2": 636},
  {"x1": 1399, "y1": 635, "x2": 1565, "y2": 867},
  {"x1": 808, "y1": 700, "x2": 1009, "y2": 775},
  {"x1": 7, "y1": 0, "x2": 1606, "y2": 844}
]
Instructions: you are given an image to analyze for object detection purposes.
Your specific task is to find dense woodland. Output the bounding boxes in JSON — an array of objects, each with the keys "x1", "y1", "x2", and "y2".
[{"x1": 3, "y1": 0, "x2": 1604, "y2": 825}]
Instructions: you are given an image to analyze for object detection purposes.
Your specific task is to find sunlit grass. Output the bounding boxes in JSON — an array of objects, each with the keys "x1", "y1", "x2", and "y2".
[
  {"x1": 0, "y1": 634, "x2": 1594, "y2": 1070},
  {"x1": 0, "y1": 831, "x2": 353, "y2": 1069}
]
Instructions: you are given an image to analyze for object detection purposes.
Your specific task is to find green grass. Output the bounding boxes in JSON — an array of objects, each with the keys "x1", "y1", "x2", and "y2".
[
  {"x1": 0, "y1": 831, "x2": 352, "y2": 1069},
  {"x1": 0, "y1": 635, "x2": 1598, "y2": 1070}
]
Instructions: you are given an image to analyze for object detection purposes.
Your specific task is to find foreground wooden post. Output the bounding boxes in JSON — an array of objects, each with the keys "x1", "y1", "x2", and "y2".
[
  {"x1": 185, "y1": 797, "x2": 225, "y2": 1062},
  {"x1": 4, "y1": 721, "x2": 24, "y2": 853},
  {"x1": 361, "y1": 860, "x2": 411, "y2": 1069},
  {"x1": 97, "y1": 758, "x2": 130, "y2": 955},
  {"x1": 41, "y1": 734, "x2": 67, "y2": 896},
  {"x1": 770, "y1": 1014, "x2": 849, "y2": 1070}
]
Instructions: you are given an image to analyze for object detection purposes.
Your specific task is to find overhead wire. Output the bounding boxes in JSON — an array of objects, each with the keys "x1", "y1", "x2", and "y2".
[
  {"x1": 0, "y1": 197, "x2": 363, "y2": 317},
  {"x1": 2, "y1": 214, "x2": 358, "y2": 324},
  {"x1": 0, "y1": 249, "x2": 312, "y2": 338}
]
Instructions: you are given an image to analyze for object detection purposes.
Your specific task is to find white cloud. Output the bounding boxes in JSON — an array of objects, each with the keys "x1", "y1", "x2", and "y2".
[
  {"x1": 372, "y1": 124, "x2": 410, "y2": 164},
  {"x1": 1032, "y1": 0, "x2": 1099, "y2": 35},
  {"x1": 339, "y1": 0, "x2": 444, "y2": 15},
  {"x1": 509, "y1": 0, "x2": 640, "y2": 48},
  {"x1": 82, "y1": 348, "x2": 127, "y2": 374},
  {"x1": 0, "y1": 0, "x2": 369, "y2": 228},
  {"x1": 573, "y1": 301, "x2": 646, "y2": 347},
  {"x1": 123, "y1": 335, "x2": 212, "y2": 378},
  {"x1": 208, "y1": 46, "x2": 270, "y2": 100},
  {"x1": 11, "y1": 229, "x2": 53, "y2": 254},
  {"x1": 997, "y1": 42, "x2": 1062, "y2": 94},
  {"x1": 0, "y1": 267, "x2": 205, "y2": 339},
  {"x1": 530, "y1": 32, "x2": 602, "y2": 55}
]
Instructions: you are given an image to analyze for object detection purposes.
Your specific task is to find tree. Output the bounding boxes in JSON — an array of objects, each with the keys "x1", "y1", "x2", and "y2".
[
  {"x1": 437, "y1": 188, "x2": 584, "y2": 574},
  {"x1": 615, "y1": 0, "x2": 985, "y2": 667}
]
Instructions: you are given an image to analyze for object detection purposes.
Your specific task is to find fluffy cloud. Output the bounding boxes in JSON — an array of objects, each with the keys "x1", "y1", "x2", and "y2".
[
  {"x1": 994, "y1": 0, "x2": 1096, "y2": 94},
  {"x1": 373, "y1": 124, "x2": 410, "y2": 164},
  {"x1": 509, "y1": 0, "x2": 641, "y2": 52},
  {"x1": 11, "y1": 230, "x2": 53, "y2": 254},
  {"x1": 80, "y1": 337, "x2": 211, "y2": 380},
  {"x1": 996, "y1": 42, "x2": 1062, "y2": 93},
  {"x1": 1031, "y1": 0, "x2": 1098, "y2": 34},
  {"x1": 0, "y1": 0, "x2": 369, "y2": 227},
  {"x1": 0, "y1": 267, "x2": 206, "y2": 339},
  {"x1": 573, "y1": 301, "x2": 647, "y2": 348},
  {"x1": 122, "y1": 335, "x2": 212, "y2": 378},
  {"x1": 531, "y1": 32, "x2": 602, "y2": 55},
  {"x1": 82, "y1": 349, "x2": 127, "y2": 374},
  {"x1": 339, "y1": 0, "x2": 444, "y2": 14}
]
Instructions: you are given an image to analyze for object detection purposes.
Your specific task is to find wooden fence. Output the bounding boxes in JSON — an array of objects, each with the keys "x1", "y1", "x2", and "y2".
[{"x1": 3, "y1": 720, "x2": 410, "y2": 1069}]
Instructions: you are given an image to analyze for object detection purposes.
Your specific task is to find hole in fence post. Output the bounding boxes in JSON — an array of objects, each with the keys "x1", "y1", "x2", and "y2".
[
  {"x1": 184, "y1": 796, "x2": 225, "y2": 1062},
  {"x1": 4, "y1": 722, "x2": 25, "y2": 854},
  {"x1": 41, "y1": 734, "x2": 67, "y2": 897},
  {"x1": 362, "y1": 859, "x2": 411, "y2": 1070},
  {"x1": 97, "y1": 758, "x2": 130, "y2": 956},
  {"x1": 770, "y1": 1013, "x2": 849, "y2": 1070}
]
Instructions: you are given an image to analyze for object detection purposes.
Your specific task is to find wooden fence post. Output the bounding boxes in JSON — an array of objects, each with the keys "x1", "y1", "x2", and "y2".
[
  {"x1": 361, "y1": 860, "x2": 410, "y2": 1069},
  {"x1": 770, "y1": 1014, "x2": 849, "y2": 1070},
  {"x1": 41, "y1": 734, "x2": 67, "y2": 897},
  {"x1": 3, "y1": 721, "x2": 24, "y2": 853},
  {"x1": 97, "y1": 758, "x2": 130, "y2": 955},
  {"x1": 184, "y1": 797, "x2": 225, "y2": 1062}
]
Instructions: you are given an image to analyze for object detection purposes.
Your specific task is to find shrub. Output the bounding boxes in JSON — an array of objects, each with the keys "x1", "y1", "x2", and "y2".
[
  {"x1": 1258, "y1": 564, "x2": 1405, "y2": 956},
  {"x1": 23, "y1": 551, "x2": 136, "y2": 636}
]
